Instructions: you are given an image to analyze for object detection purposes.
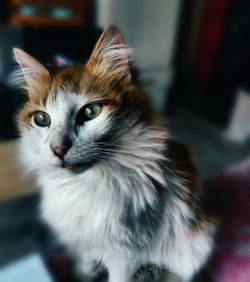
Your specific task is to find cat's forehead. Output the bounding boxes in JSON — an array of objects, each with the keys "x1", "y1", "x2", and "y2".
[
  {"x1": 47, "y1": 88, "x2": 87, "y2": 112},
  {"x1": 49, "y1": 64, "x2": 111, "y2": 102},
  {"x1": 44, "y1": 65, "x2": 101, "y2": 108},
  {"x1": 18, "y1": 63, "x2": 128, "y2": 130},
  {"x1": 50, "y1": 65, "x2": 83, "y2": 93}
]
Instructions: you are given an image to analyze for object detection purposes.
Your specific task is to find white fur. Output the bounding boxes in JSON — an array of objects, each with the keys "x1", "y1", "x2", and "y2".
[{"x1": 18, "y1": 90, "x2": 215, "y2": 282}]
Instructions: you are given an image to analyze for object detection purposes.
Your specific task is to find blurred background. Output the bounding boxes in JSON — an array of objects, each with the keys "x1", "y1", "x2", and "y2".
[{"x1": 0, "y1": 0, "x2": 250, "y2": 281}]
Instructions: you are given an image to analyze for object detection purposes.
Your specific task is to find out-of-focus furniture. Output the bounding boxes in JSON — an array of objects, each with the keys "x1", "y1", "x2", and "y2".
[
  {"x1": 10, "y1": 0, "x2": 92, "y2": 27},
  {"x1": 203, "y1": 159, "x2": 250, "y2": 281},
  {"x1": 168, "y1": 0, "x2": 250, "y2": 128},
  {"x1": 0, "y1": 141, "x2": 38, "y2": 202}
]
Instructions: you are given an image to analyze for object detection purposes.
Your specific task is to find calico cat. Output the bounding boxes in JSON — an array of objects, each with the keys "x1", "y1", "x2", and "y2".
[{"x1": 13, "y1": 26, "x2": 216, "y2": 282}]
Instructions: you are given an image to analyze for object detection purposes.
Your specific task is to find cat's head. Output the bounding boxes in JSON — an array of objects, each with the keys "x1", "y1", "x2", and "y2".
[{"x1": 13, "y1": 26, "x2": 154, "y2": 173}]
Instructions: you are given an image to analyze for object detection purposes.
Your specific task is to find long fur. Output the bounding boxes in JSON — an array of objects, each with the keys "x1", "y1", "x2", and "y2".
[{"x1": 14, "y1": 26, "x2": 216, "y2": 282}]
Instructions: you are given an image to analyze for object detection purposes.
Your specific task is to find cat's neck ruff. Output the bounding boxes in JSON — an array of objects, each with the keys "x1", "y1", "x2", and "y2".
[{"x1": 38, "y1": 125, "x2": 168, "y2": 213}]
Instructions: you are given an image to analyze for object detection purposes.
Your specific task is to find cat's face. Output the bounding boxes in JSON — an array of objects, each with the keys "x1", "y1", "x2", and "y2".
[
  {"x1": 19, "y1": 86, "x2": 116, "y2": 172},
  {"x1": 14, "y1": 26, "x2": 153, "y2": 173}
]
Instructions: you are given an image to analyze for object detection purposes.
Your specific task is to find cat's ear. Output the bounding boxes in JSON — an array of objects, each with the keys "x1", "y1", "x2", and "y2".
[
  {"x1": 12, "y1": 48, "x2": 50, "y2": 88},
  {"x1": 86, "y1": 25, "x2": 131, "y2": 82}
]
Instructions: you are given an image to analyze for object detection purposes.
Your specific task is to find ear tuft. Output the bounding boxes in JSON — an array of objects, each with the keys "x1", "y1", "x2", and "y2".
[
  {"x1": 11, "y1": 48, "x2": 49, "y2": 88},
  {"x1": 86, "y1": 25, "x2": 132, "y2": 82}
]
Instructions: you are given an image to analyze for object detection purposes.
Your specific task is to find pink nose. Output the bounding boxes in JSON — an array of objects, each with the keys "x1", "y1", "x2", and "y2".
[{"x1": 50, "y1": 145, "x2": 68, "y2": 160}]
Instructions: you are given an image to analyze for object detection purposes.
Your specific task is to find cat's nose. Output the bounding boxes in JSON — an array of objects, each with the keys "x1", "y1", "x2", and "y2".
[{"x1": 50, "y1": 145, "x2": 69, "y2": 160}]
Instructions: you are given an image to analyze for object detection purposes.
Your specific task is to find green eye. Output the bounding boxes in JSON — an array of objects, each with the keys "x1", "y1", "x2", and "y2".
[
  {"x1": 34, "y1": 111, "x2": 51, "y2": 127},
  {"x1": 76, "y1": 103, "x2": 103, "y2": 125}
]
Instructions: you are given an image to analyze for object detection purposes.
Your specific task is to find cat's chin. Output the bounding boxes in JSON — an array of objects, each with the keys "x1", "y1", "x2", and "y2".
[{"x1": 61, "y1": 161, "x2": 97, "y2": 174}]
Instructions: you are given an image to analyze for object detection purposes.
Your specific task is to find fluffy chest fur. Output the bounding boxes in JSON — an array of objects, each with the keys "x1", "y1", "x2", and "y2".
[
  {"x1": 38, "y1": 129, "x2": 170, "y2": 255},
  {"x1": 41, "y1": 168, "x2": 126, "y2": 254},
  {"x1": 38, "y1": 142, "x2": 215, "y2": 280}
]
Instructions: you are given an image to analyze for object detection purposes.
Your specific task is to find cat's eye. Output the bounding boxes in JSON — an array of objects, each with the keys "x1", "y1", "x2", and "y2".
[
  {"x1": 76, "y1": 103, "x2": 103, "y2": 125},
  {"x1": 34, "y1": 111, "x2": 51, "y2": 127}
]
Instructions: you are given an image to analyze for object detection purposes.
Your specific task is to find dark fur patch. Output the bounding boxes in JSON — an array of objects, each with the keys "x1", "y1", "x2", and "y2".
[
  {"x1": 164, "y1": 139, "x2": 199, "y2": 193},
  {"x1": 163, "y1": 139, "x2": 214, "y2": 232},
  {"x1": 121, "y1": 179, "x2": 167, "y2": 250},
  {"x1": 120, "y1": 138, "x2": 210, "y2": 250}
]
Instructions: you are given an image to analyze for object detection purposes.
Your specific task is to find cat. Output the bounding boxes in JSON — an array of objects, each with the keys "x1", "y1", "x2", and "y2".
[{"x1": 13, "y1": 26, "x2": 216, "y2": 282}]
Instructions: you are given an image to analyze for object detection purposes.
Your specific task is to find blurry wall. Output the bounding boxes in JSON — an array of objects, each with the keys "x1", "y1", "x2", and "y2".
[
  {"x1": 0, "y1": 27, "x2": 22, "y2": 81},
  {"x1": 96, "y1": 0, "x2": 182, "y2": 111}
]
